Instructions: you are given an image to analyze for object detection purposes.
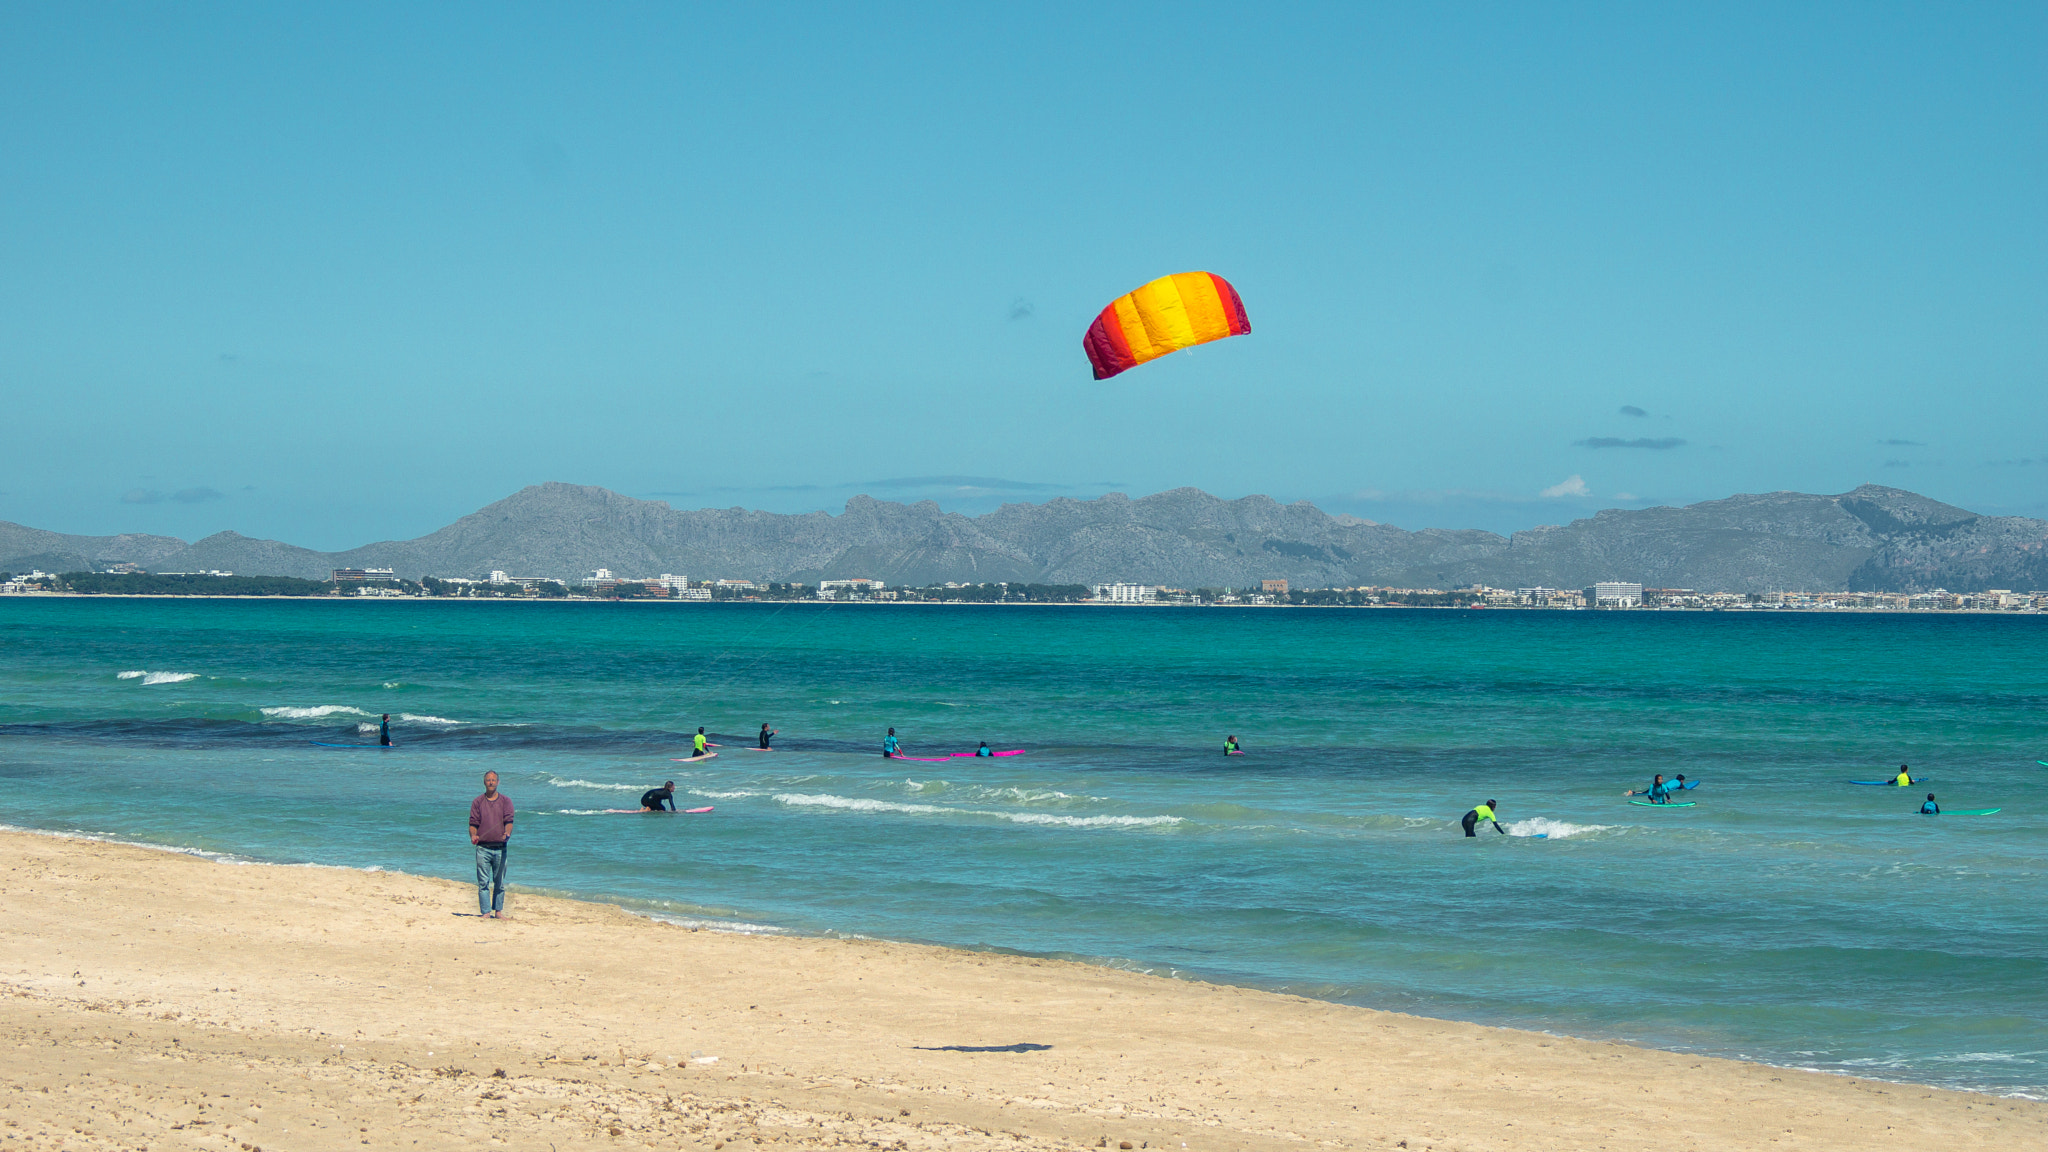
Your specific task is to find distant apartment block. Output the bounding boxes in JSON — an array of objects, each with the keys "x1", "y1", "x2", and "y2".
[
  {"x1": 1589, "y1": 581, "x2": 1644, "y2": 607},
  {"x1": 1093, "y1": 583, "x2": 1158, "y2": 603},
  {"x1": 1261, "y1": 579, "x2": 1289, "y2": 594},
  {"x1": 819, "y1": 578, "x2": 884, "y2": 592},
  {"x1": 331, "y1": 567, "x2": 397, "y2": 583}
]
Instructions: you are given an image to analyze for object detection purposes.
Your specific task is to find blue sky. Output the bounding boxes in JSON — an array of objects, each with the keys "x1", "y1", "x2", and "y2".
[{"x1": 3, "y1": 3, "x2": 2042, "y2": 548}]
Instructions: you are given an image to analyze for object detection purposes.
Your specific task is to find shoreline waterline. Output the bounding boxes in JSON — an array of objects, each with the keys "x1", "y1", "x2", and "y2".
[{"x1": 6, "y1": 826, "x2": 2043, "y2": 1151}]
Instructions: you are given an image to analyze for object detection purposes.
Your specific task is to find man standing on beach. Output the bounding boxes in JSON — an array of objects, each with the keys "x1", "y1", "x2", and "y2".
[{"x1": 469, "y1": 771, "x2": 514, "y2": 918}]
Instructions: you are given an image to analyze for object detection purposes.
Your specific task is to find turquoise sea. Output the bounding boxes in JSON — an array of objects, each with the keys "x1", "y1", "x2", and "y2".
[{"x1": 2, "y1": 598, "x2": 2043, "y2": 1096}]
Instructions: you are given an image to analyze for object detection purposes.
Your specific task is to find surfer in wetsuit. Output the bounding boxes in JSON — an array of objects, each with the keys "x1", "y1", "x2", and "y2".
[
  {"x1": 1895, "y1": 765, "x2": 1916, "y2": 786},
  {"x1": 1920, "y1": 793, "x2": 1939, "y2": 814},
  {"x1": 883, "y1": 728, "x2": 900, "y2": 759},
  {"x1": 975, "y1": 742, "x2": 992, "y2": 757},
  {"x1": 690, "y1": 727, "x2": 716, "y2": 758},
  {"x1": 639, "y1": 782, "x2": 677, "y2": 812},
  {"x1": 1625, "y1": 774, "x2": 1674, "y2": 803},
  {"x1": 1225, "y1": 735, "x2": 1241, "y2": 755},
  {"x1": 1462, "y1": 800, "x2": 1505, "y2": 836},
  {"x1": 758, "y1": 723, "x2": 776, "y2": 749},
  {"x1": 379, "y1": 714, "x2": 392, "y2": 747},
  {"x1": 1671, "y1": 774, "x2": 1696, "y2": 790}
]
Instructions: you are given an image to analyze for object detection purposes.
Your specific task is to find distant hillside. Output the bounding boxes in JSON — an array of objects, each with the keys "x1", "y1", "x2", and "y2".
[{"x1": 5, "y1": 482, "x2": 2045, "y2": 594}]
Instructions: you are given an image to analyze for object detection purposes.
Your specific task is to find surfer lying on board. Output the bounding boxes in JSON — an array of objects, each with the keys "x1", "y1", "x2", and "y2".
[
  {"x1": 1625, "y1": 774, "x2": 1675, "y2": 803},
  {"x1": 1225, "y1": 735, "x2": 1242, "y2": 755},
  {"x1": 758, "y1": 723, "x2": 776, "y2": 749},
  {"x1": 1920, "y1": 793, "x2": 1939, "y2": 814},
  {"x1": 639, "y1": 782, "x2": 678, "y2": 812},
  {"x1": 1462, "y1": 801, "x2": 1504, "y2": 836},
  {"x1": 883, "y1": 728, "x2": 900, "y2": 759}
]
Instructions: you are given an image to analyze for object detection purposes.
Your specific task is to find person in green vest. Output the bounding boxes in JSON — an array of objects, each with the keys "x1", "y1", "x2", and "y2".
[
  {"x1": 1462, "y1": 800, "x2": 1505, "y2": 837},
  {"x1": 1894, "y1": 764, "x2": 1917, "y2": 786},
  {"x1": 1224, "y1": 735, "x2": 1242, "y2": 755}
]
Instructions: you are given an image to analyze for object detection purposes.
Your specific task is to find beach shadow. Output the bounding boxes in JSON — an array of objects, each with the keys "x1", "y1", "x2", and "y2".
[{"x1": 910, "y1": 1043, "x2": 1051, "y2": 1053}]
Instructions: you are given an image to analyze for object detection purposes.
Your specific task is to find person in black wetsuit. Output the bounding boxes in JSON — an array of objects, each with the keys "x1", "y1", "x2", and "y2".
[
  {"x1": 638, "y1": 782, "x2": 677, "y2": 812},
  {"x1": 758, "y1": 723, "x2": 777, "y2": 749},
  {"x1": 379, "y1": 714, "x2": 392, "y2": 747}
]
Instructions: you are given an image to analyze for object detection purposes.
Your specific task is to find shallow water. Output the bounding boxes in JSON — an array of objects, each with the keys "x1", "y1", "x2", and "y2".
[{"x1": 2, "y1": 598, "x2": 2043, "y2": 1095}]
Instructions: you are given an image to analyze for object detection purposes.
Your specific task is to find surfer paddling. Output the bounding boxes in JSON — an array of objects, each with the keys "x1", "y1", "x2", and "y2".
[{"x1": 639, "y1": 782, "x2": 678, "y2": 812}]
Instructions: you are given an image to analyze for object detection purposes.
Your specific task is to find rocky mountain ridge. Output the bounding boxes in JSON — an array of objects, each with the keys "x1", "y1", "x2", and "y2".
[{"x1": 4, "y1": 483, "x2": 2045, "y2": 594}]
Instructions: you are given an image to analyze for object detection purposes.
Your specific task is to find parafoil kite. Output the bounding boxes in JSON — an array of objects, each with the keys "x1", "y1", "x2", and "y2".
[{"x1": 1082, "y1": 271, "x2": 1250, "y2": 380}]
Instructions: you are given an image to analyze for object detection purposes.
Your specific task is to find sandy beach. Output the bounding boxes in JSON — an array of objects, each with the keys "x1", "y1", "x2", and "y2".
[{"x1": 1, "y1": 829, "x2": 2039, "y2": 1151}]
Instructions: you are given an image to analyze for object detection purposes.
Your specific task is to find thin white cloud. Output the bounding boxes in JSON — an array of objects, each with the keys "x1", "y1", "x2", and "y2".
[{"x1": 1541, "y1": 475, "x2": 1589, "y2": 498}]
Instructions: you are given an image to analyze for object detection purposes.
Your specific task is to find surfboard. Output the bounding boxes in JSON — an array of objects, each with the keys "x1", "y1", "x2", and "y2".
[
  {"x1": 1629, "y1": 800, "x2": 1696, "y2": 807},
  {"x1": 1849, "y1": 780, "x2": 1924, "y2": 786},
  {"x1": 668, "y1": 752, "x2": 719, "y2": 762},
  {"x1": 309, "y1": 741, "x2": 389, "y2": 748},
  {"x1": 1933, "y1": 808, "x2": 2001, "y2": 816},
  {"x1": 602, "y1": 806, "x2": 716, "y2": 814}
]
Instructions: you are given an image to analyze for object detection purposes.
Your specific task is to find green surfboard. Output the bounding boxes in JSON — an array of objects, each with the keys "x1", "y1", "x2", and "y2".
[{"x1": 1629, "y1": 800, "x2": 1696, "y2": 808}]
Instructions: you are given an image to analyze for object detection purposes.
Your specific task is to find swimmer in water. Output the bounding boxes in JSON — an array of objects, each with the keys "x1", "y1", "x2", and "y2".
[
  {"x1": 1625, "y1": 774, "x2": 1674, "y2": 804},
  {"x1": 1224, "y1": 735, "x2": 1241, "y2": 755},
  {"x1": 639, "y1": 782, "x2": 677, "y2": 812},
  {"x1": 1462, "y1": 800, "x2": 1504, "y2": 836}
]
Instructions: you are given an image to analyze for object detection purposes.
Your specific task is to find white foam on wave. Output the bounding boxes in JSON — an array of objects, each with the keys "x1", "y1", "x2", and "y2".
[
  {"x1": 398, "y1": 713, "x2": 461, "y2": 725},
  {"x1": 639, "y1": 912, "x2": 787, "y2": 935},
  {"x1": 772, "y1": 792, "x2": 1181, "y2": 830},
  {"x1": 262, "y1": 704, "x2": 374, "y2": 720},
  {"x1": 544, "y1": 778, "x2": 639, "y2": 792},
  {"x1": 121, "y1": 670, "x2": 200, "y2": 685},
  {"x1": 690, "y1": 789, "x2": 762, "y2": 800},
  {"x1": 553, "y1": 808, "x2": 616, "y2": 815},
  {"x1": 1506, "y1": 817, "x2": 1613, "y2": 840}
]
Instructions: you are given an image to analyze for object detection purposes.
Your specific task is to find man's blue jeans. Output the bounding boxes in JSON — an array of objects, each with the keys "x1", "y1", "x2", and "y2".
[{"x1": 475, "y1": 843, "x2": 509, "y2": 915}]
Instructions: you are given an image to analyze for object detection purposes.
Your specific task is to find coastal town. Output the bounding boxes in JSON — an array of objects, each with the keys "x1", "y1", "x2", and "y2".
[{"x1": 5, "y1": 565, "x2": 2043, "y2": 611}]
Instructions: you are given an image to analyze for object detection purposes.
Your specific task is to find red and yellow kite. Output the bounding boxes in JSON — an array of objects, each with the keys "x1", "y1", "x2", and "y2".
[{"x1": 1082, "y1": 271, "x2": 1251, "y2": 380}]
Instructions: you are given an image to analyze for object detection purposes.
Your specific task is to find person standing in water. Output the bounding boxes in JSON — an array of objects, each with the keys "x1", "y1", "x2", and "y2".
[
  {"x1": 468, "y1": 771, "x2": 514, "y2": 918},
  {"x1": 639, "y1": 781, "x2": 678, "y2": 812},
  {"x1": 1462, "y1": 800, "x2": 1504, "y2": 836},
  {"x1": 691, "y1": 727, "x2": 717, "y2": 758},
  {"x1": 1895, "y1": 764, "x2": 1917, "y2": 786},
  {"x1": 758, "y1": 723, "x2": 776, "y2": 750},
  {"x1": 883, "y1": 728, "x2": 900, "y2": 759},
  {"x1": 975, "y1": 741, "x2": 992, "y2": 757},
  {"x1": 379, "y1": 713, "x2": 392, "y2": 747},
  {"x1": 1920, "y1": 792, "x2": 1940, "y2": 814},
  {"x1": 1625, "y1": 774, "x2": 1674, "y2": 803},
  {"x1": 1224, "y1": 735, "x2": 1241, "y2": 755}
]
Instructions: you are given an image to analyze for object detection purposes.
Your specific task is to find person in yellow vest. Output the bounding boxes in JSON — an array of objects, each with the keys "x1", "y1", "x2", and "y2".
[
  {"x1": 1462, "y1": 800, "x2": 1505, "y2": 837},
  {"x1": 1894, "y1": 764, "x2": 1917, "y2": 786},
  {"x1": 689, "y1": 727, "x2": 719, "y2": 759}
]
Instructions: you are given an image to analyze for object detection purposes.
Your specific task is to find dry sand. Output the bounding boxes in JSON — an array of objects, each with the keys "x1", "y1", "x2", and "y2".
[{"x1": 1, "y1": 830, "x2": 2038, "y2": 1151}]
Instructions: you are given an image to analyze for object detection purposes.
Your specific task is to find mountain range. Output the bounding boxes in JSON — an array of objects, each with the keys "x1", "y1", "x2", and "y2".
[{"x1": 4, "y1": 482, "x2": 2045, "y2": 594}]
